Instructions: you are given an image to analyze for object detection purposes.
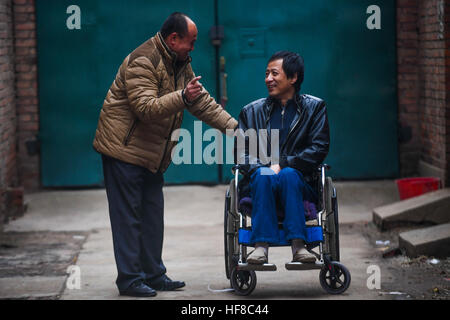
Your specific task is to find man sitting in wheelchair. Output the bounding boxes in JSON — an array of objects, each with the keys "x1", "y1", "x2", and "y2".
[{"x1": 235, "y1": 51, "x2": 330, "y2": 265}]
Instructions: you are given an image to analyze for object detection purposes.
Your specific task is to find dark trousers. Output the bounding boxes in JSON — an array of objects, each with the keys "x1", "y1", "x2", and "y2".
[{"x1": 102, "y1": 154, "x2": 166, "y2": 291}]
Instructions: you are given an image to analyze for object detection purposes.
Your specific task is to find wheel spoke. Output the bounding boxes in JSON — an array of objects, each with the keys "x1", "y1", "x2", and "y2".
[
  {"x1": 231, "y1": 269, "x2": 256, "y2": 295},
  {"x1": 237, "y1": 272, "x2": 250, "y2": 290},
  {"x1": 320, "y1": 263, "x2": 350, "y2": 294},
  {"x1": 326, "y1": 271, "x2": 343, "y2": 289}
]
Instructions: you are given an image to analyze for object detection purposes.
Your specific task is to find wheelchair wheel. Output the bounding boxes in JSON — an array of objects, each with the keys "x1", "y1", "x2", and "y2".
[
  {"x1": 230, "y1": 268, "x2": 257, "y2": 296},
  {"x1": 319, "y1": 261, "x2": 351, "y2": 295},
  {"x1": 324, "y1": 177, "x2": 340, "y2": 262},
  {"x1": 224, "y1": 185, "x2": 238, "y2": 280}
]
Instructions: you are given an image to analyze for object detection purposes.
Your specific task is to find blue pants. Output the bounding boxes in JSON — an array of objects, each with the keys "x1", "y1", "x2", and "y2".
[
  {"x1": 102, "y1": 155, "x2": 167, "y2": 292},
  {"x1": 250, "y1": 167, "x2": 316, "y2": 244}
]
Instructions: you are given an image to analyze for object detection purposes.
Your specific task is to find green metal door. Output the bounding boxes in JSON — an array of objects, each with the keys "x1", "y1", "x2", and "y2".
[
  {"x1": 37, "y1": 0, "x2": 398, "y2": 186},
  {"x1": 36, "y1": 0, "x2": 220, "y2": 186},
  {"x1": 218, "y1": 0, "x2": 398, "y2": 180}
]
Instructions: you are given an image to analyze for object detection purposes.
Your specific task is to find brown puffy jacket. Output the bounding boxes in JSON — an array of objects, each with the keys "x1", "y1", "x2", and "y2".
[{"x1": 93, "y1": 32, "x2": 237, "y2": 173}]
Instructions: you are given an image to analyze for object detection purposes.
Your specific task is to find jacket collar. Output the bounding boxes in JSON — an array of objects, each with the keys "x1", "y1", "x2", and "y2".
[
  {"x1": 154, "y1": 32, "x2": 192, "y2": 66},
  {"x1": 265, "y1": 93, "x2": 303, "y2": 116}
]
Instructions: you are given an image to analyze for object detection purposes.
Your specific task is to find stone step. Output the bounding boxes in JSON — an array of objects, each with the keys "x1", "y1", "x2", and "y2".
[
  {"x1": 398, "y1": 223, "x2": 450, "y2": 258},
  {"x1": 372, "y1": 188, "x2": 450, "y2": 230}
]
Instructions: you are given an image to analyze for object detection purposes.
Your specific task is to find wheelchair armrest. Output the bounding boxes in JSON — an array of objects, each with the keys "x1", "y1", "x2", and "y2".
[
  {"x1": 231, "y1": 165, "x2": 246, "y2": 176},
  {"x1": 318, "y1": 164, "x2": 331, "y2": 171}
]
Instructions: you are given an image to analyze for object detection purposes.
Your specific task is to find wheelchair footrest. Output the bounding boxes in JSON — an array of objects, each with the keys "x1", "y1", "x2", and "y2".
[
  {"x1": 238, "y1": 263, "x2": 277, "y2": 271},
  {"x1": 285, "y1": 261, "x2": 324, "y2": 270}
]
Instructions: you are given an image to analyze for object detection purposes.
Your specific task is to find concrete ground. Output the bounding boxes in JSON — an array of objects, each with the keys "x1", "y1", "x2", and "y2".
[{"x1": 2, "y1": 179, "x2": 445, "y2": 300}]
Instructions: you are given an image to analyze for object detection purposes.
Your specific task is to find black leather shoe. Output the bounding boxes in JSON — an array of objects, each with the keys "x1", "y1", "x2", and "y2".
[
  {"x1": 146, "y1": 276, "x2": 185, "y2": 291},
  {"x1": 119, "y1": 281, "x2": 157, "y2": 297}
]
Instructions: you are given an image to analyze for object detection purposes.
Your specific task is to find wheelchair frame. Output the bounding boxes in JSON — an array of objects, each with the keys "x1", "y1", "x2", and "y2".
[{"x1": 224, "y1": 164, "x2": 351, "y2": 295}]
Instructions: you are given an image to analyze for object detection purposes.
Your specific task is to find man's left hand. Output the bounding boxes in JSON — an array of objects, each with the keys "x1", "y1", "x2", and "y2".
[{"x1": 270, "y1": 164, "x2": 281, "y2": 174}]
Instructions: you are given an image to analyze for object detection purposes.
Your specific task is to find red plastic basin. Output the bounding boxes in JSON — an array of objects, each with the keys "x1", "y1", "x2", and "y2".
[{"x1": 395, "y1": 177, "x2": 441, "y2": 200}]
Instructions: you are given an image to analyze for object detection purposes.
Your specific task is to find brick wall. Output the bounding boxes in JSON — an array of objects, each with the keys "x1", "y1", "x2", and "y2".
[
  {"x1": 13, "y1": 0, "x2": 40, "y2": 191},
  {"x1": 417, "y1": 0, "x2": 447, "y2": 184},
  {"x1": 446, "y1": 0, "x2": 450, "y2": 187},
  {"x1": 397, "y1": 0, "x2": 449, "y2": 186},
  {"x1": 397, "y1": 0, "x2": 421, "y2": 177},
  {"x1": 0, "y1": 0, "x2": 18, "y2": 230}
]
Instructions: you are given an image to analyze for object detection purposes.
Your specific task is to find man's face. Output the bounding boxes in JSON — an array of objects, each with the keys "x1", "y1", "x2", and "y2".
[
  {"x1": 265, "y1": 59, "x2": 297, "y2": 100},
  {"x1": 166, "y1": 19, "x2": 198, "y2": 62}
]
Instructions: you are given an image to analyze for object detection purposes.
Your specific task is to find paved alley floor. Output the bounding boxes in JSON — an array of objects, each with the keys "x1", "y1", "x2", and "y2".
[{"x1": 1, "y1": 180, "x2": 422, "y2": 300}]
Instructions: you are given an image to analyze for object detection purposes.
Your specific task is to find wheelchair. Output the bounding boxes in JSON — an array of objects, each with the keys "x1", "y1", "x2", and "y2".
[{"x1": 224, "y1": 164, "x2": 351, "y2": 296}]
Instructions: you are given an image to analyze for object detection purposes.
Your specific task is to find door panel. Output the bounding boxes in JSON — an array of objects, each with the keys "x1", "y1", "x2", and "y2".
[
  {"x1": 36, "y1": 0, "x2": 398, "y2": 186},
  {"x1": 36, "y1": 0, "x2": 219, "y2": 186},
  {"x1": 219, "y1": 0, "x2": 398, "y2": 180}
]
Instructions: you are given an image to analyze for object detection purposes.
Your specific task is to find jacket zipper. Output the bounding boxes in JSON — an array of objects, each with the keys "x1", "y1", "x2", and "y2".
[
  {"x1": 158, "y1": 68, "x2": 179, "y2": 172},
  {"x1": 123, "y1": 119, "x2": 138, "y2": 146},
  {"x1": 158, "y1": 116, "x2": 177, "y2": 172},
  {"x1": 280, "y1": 97, "x2": 303, "y2": 152}
]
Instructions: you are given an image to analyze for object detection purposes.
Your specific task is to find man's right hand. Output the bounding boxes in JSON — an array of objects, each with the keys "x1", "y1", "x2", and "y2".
[{"x1": 183, "y1": 76, "x2": 203, "y2": 103}]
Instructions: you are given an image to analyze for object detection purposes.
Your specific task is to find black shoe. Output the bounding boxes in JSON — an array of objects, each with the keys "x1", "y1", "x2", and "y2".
[
  {"x1": 146, "y1": 276, "x2": 185, "y2": 291},
  {"x1": 119, "y1": 281, "x2": 157, "y2": 297}
]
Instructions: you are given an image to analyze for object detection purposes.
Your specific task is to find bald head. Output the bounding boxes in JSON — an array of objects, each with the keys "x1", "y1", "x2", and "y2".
[{"x1": 161, "y1": 13, "x2": 198, "y2": 61}]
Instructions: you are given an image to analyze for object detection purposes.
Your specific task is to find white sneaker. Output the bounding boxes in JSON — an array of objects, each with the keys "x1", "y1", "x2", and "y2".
[
  {"x1": 292, "y1": 248, "x2": 316, "y2": 263},
  {"x1": 247, "y1": 247, "x2": 268, "y2": 265}
]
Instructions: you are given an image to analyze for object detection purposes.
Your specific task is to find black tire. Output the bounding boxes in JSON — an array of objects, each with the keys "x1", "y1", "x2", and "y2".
[
  {"x1": 230, "y1": 268, "x2": 257, "y2": 296},
  {"x1": 224, "y1": 191, "x2": 231, "y2": 279},
  {"x1": 319, "y1": 262, "x2": 351, "y2": 295},
  {"x1": 331, "y1": 194, "x2": 340, "y2": 261},
  {"x1": 324, "y1": 177, "x2": 340, "y2": 262},
  {"x1": 224, "y1": 186, "x2": 238, "y2": 280}
]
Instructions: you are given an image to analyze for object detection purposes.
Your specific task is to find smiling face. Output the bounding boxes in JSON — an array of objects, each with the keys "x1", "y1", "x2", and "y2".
[
  {"x1": 166, "y1": 18, "x2": 198, "y2": 62},
  {"x1": 265, "y1": 59, "x2": 297, "y2": 103}
]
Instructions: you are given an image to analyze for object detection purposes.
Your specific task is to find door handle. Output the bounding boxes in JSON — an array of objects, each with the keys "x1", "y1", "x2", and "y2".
[{"x1": 220, "y1": 56, "x2": 228, "y2": 108}]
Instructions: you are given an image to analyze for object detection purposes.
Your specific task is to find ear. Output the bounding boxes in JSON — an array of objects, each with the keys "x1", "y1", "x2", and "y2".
[
  {"x1": 167, "y1": 32, "x2": 178, "y2": 46},
  {"x1": 290, "y1": 74, "x2": 298, "y2": 86}
]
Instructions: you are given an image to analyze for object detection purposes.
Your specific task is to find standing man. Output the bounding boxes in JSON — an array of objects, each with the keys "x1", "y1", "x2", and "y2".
[
  {"x1": 93, "y1": 12, "x2": 237, "y2": 297},
  {"x1": 235, "y1": 51, "x2": 330, "y2": 264}
]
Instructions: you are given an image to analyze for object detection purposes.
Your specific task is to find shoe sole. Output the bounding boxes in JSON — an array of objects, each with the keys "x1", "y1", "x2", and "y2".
[
  {"x1": 155, "y1": 284, "x2": 186, "y2": 291},
  {"x1": 293, "y1": 259, "x2": 316, "y2": 263},
  {"x1": 119, "y1": 292, "x2": 157, "y2": 297},
  {"x1": 247, "y1": 258, "x2": 267, "y2": 265},
  {"x1": 150, "y1": 282, "x2": 186, "y2": 291},
  {"x1": 293, "y1": 255, "x2": 316, "y2": 263}
]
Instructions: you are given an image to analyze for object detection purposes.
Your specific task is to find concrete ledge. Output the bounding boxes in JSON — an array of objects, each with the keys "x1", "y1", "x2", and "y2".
[
  {"x1": 399, "y1": 223, "x2": 450, "y2": 258},
  {"x1": 373, "y1": 188, "x2": 450, "y2": 230},
  {"x1": 0, "y1": 276, "x2": 66, "y2": 299}
]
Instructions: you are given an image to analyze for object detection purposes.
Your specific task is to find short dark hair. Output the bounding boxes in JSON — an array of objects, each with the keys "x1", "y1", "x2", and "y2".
[
  {"x1": 160, "y1": 12, "x2": 189, "y2": 39},
  {"x1": 268, "y1": 51, "x2": 304, "y2": 92}
]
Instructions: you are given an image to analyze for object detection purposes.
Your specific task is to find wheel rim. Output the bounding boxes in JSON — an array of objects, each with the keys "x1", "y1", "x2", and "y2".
[
  {"x1": 224, "y1": 193, "x2": 230, "y2": 279},
  {"x1": 224, "y1": 200, "x2": 239, "y2": 279},
  {"x1": 320, "y1": 262, "x2": 350, "y2": 294},
  {"x1": 324, "y1": 267, "x2": 345, "y2": 289},
  {"x1": 332, "y1": 195, "x2": 340, "y2": 261},
  {"x1": 231, "y1": 269, "x2": 257, "y2": 295},
  {"x1": 236, "y1": 271, "x2": 251, "y2": 290}
]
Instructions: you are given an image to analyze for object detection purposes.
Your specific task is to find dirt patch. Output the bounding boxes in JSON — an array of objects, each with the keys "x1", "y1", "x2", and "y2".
[
  {"x1": 344, "y1": 222, "x2": 450, "y2": 300},
  {"x1": 0, "y1": 231, "x2": 88, "y2": 278}
]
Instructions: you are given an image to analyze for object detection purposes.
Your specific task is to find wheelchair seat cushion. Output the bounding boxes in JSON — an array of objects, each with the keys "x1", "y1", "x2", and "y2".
[{"x1": 239, "y1": 197, "x2": 317, "y2": 221}]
